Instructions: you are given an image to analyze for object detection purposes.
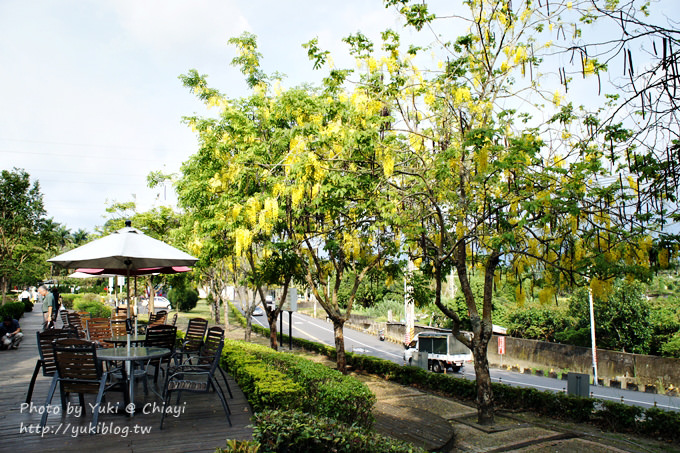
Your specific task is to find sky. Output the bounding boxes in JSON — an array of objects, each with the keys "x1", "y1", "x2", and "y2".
[
  {"x1": 0, "y1": 0, "x2": 407, "y2": 233},
  {"x1": 2, "y1": 1, "x2": 678, "y2": 236}
]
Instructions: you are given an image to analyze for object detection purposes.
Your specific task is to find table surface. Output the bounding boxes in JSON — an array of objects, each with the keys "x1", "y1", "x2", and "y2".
[
  {"x1": 103, "y1": 335, "x2": 147, "y2": 344},
  {"x1": 97, "y1": 346, "x2": 170, "y2": 361}
]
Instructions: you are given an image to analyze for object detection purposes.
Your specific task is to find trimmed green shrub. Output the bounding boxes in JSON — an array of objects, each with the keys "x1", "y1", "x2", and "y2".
[
  {"x1": 61, "y1": 293, "x2": 77, "y2": 309},
  {"x1": 223, "y1": 338, "x2": 375, "y2": 427},
  {"x1": 74, "y1": 295, "x2": 111, "y2": 318},
  {"x1": 253, "y1": 410, "x2": 427, "y2": 453},
  {"x1": 0, "y1": 302, "x2": 25, "y2": 321},
  {"x1": 168, "y1": 287, "x2": 199, "y2": 312},
  {"x1": 23, "y1": 299, "x2": 33, "y2": 312},
  {"x1": 595, "y1": 401, "x2": 642, "y2": 433}
]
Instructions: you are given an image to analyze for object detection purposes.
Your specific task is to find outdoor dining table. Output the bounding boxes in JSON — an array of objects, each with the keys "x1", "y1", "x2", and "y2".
[
  {"x1": 96, "y1": 346, "x2": 171, "y2": 416},
  {"x1": 102, "y1": 335, "x2": 147, "y2": 346}
]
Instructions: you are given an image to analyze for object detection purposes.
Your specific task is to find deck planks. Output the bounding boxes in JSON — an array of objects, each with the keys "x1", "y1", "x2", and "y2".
[{"x1": 0, "y1": 309, "x2": 253, "y2": 453}]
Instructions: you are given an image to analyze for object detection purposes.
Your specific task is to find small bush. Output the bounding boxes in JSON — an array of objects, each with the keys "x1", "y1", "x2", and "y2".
[
  {"x1": 61, "y1": 293, "x2": 77, "y2": 309},
  {"x1": 23, "y1": 299, "x2": 34, "y2": 312},
  {"x1": 74, "y1": 295, "x2": 111, "y2": 318},
  {"x1": 215, "y1": 439, "x2": 261, "y2": 453},
  {"x1": 168, "y1": 287, "x2": 199, "y2": 312},
  {"x1": 0, "y1": 302, "x2": 25, "y2": 321},
  {"x1": 253, "y1": 410, "x2": 427, "y2": 453}
]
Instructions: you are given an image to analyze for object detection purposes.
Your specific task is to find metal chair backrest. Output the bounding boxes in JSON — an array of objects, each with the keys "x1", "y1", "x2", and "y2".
[
  {"x1": 66, "y1": 312, "x2": 86, "y2": 338},
  {"x1": 169, "y1": 313, "x2": 178, "y2": 326},
  {"x1": 148, "y1": 310, "x2": 168, "y2": 328},
  {"x1": 182, "y1": 318, "x2": 208, "y2": 353},
  {"x1": 110, "y1": 314, "x2": 127, "y2": 336},
  {"x1": 59, "y1": 310, "x2": 69, "y2": 327},
  {"x1": 86, "y1": 317, "x2": 112, "y2": 344},
  {"x1": 145, "y1": 325, "x2": 177, "y2": 351},
  {"x1": 52, "y1": 338, "x2": 103, "y2": 394},
  {"x1": 36, "y1": 328, "x2": 78, "y2": 376},
  {"x1": 199, "y1": 326, "x2": 225, "y2": 365}
]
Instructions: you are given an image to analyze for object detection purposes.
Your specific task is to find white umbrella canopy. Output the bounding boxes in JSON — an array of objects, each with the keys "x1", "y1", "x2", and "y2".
[
  {"x1": 49, "y1": 221, "x2": 197, "y2": 318},
  {"x1": 48, "y1": 221, "x2": 197, "y2": 270}
]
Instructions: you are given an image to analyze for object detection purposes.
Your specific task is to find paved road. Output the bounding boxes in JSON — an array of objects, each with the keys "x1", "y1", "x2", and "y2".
[{"x1": 247, "y1": 309, "x2": 680, "y2": 412}]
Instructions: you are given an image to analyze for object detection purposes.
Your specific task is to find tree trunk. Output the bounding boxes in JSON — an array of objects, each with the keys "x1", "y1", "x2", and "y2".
[
  {"x1": 472, "y1": 321, "x2": 494, "y2": 425},
  {"x1": 1, "y1": 276, "x2": 8, "y2": 305},
  {"x1": 332, "y1": 318, "x2": 347, "y2": 373},
  {"x1": 245, "y1": 315, "x2": 252, "y2": 342},
  {"x1": 268, "y1": 311, "x2": 279, "y2": 350}
]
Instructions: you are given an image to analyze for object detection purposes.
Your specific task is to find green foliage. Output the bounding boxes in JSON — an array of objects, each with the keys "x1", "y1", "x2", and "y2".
[
  {"x1": 252, "y1": 410, "x2": 427, "y2": 453},
  {"x1": 60, "y1": 293, "x2": 77, "y2": 310},
  {"x1": 215, "y1": 439, "x2": 261, "y2": 453},
  {"x1": 566, "y1": 281, "x2": 652, "y2": 353},
  {"x1": 595, "y1": 401, "x2": 642, "y2": 433},
  {"x1": 223, "y1": 338, "x2": 375, "y2": 427},
  {"x1": 167, "y1": 272, "x2": 199, "y2": 312},
  {"x1": 0, "y1": 169, "x2": 52, "y2": 300},
  {"x1": 660, "y1": 333, "x2": 680, "y2": 358},
  {"x1": 337, "y1": 269, "x2": 402, "y2": 310},
  {"x1": 22, "y1": 299, "x2": 33, "y2": 312},
  {"x1": 508, "y1": 307, "x2": 570, "y2": 342},
  {"x1": 73, "y1": 294, "x2": 111, "y2": 318},
  {"x1": 168, "y1": 287, "x2": 199, "y2": 312},
  {"x1": 0, "y1": 302, "x2": 25, "y2": 321}
]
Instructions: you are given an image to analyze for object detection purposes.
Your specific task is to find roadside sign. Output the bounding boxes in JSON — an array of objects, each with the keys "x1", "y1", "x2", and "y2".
[{"x1": 498, "y1": 336, "x2": 506, "y2": 355}]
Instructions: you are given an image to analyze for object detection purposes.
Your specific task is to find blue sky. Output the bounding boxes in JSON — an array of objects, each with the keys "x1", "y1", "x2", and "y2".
[
  {"x1": 0, "y1": 0, "x2": 406, "y2": 233},
  {"x1": 2, "y1": 1, "x2": 677, "y2": 235}
]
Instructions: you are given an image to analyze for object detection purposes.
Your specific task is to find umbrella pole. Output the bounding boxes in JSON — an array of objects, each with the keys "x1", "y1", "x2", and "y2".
[{"x1": 126, "y1": 262, "x2": 131, "y2": 319}]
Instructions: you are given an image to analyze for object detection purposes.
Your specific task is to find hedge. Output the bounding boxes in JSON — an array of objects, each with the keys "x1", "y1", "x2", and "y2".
[
  {"x1": 0, "y1": 302, "x2": 26, "y2": 321},
  {"x1": 222, "y1": 339, "x2": 375, "y2": 427},
  {"x1": 252, "y1": 410, "x2": 426, "y2": 453},
  {"x1": 229, "y1": 301, "x2": 680, "y2": 443}
]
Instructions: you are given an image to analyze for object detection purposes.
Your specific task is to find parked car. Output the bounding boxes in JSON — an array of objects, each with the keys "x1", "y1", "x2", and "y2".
[
  {"x1": 252, "y1": 306, "x2": 264, "y2": 316},
  {"x1": 141, "y1": 296, "x2": 172, "y2": 310}
]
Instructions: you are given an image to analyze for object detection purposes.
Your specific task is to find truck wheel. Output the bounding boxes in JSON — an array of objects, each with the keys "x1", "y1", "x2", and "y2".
[
  {"x1": 408, "y1": 358, "x2": 413, "y2": 366},
  {"x1": 432, "y1": 361, "x2": 442, "y2": 373},
  {"x1": 452, "y1": 365, "x2": 461, "y2": 373}
]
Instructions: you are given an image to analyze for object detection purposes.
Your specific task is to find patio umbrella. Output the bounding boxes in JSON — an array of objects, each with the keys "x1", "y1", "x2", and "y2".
[{"x1": 49, "y1": 220, "x2": 197, "y2": 317}]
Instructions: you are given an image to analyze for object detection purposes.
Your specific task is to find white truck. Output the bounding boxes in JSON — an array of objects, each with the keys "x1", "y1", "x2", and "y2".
[{"x1": 404, "y1": 331, "x2": 472, "y2": 373}]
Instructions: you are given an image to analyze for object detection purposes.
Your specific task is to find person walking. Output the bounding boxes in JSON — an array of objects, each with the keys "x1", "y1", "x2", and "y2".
[{"x1": 37, "y1": 285, "x2": 54, "y2": 329}]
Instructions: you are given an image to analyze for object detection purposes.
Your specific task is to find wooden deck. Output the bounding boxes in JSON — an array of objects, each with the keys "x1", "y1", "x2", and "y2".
[{"x1": 0, "y1": 309, "x2": 253, "y2": 453}]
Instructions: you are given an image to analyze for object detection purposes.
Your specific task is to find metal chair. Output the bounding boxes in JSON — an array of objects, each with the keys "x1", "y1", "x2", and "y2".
[
  {"x1": 169, "y1": 312, "x2": 178, "y2": 326},
  {"x1": 177, "y1": 318, "x2": 208, "y2": 363},
  {"x1": 172, "y1": 326, "x2": 232, "y2": 399},
  {"x1": 160, "y1": 337, "x2": 231, "y2": 429},
  {"x1": 25, "y1": 328, "x2": 78, "y2": 404},
  {"x1": 144, "y1": 325, "x2": 177, "y2": 386},
  {"x1": 86, "y1": 317, "x2": 113, "y2": 347},
  {"x1": 147, "y1": 310, "x2": 167, "y2": 329},
  {"x1": 110, "y1": 314, "x2": 127, "y2": 336},
  {"x1": 66, "y1": 312, "x2": 87, "y2": 338},
  {"x1": 40, "y1": 338, "x2": 128, "y2": 434},
  {"x1": 59, "y1": 310, "x2": 70, "y2": 328}
]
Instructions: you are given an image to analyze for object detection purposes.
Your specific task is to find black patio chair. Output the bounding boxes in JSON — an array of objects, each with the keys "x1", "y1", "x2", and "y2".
[
  {"x1": 144, "y1": 324, "x2": 177, "y2": 386},
  {"x1": 25, "y1": 328, "x2": 78, "y2": 404},
  {"x1": 160, "y1": 337, "x2": 231, "y2": 429},
  {"x1": 40, "y1": 338, "x2": 128, "y2": 434}
]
